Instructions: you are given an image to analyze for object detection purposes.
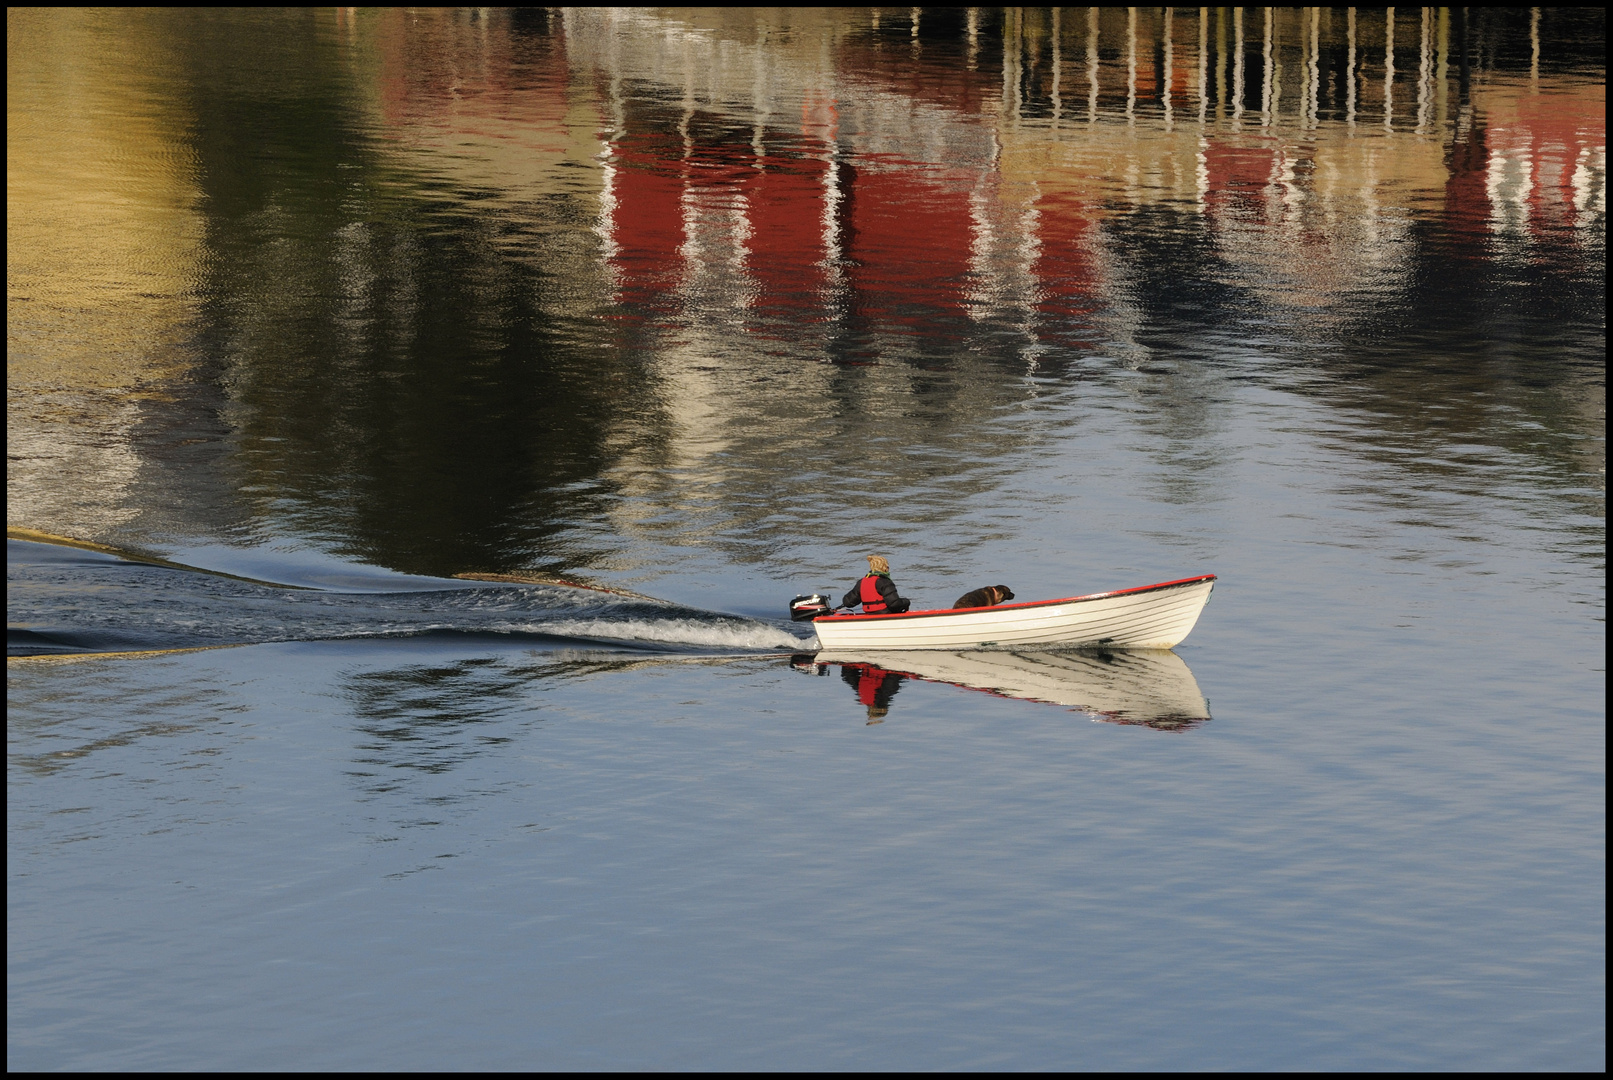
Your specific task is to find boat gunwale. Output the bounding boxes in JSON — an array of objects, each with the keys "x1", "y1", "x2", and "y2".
[{"x1": 812, "y1": 574, "x2": 1216, "y2": 623}]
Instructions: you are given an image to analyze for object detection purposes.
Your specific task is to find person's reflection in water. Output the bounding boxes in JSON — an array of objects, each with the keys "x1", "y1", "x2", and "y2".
[{"x1": 840, "y1": 662, "x2": 907, "y2": 724}]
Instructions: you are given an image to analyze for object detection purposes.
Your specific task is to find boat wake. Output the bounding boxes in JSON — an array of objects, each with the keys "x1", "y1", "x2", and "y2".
[
  {"x1": 6, "y1": 535, "x2": 812, "y2": 658},
  {"x1": 499, "y1": 617, "x2": 806, "y2": 651}
]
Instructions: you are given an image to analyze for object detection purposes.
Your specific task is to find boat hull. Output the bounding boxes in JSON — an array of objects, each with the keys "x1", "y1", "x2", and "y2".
[{"x1": 811, "y1": 575, "x2": 1215, "y2": 651}]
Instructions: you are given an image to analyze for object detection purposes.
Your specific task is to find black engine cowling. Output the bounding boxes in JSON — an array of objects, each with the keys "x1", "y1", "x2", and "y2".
[{"x1": 789, "y1": 593, "x2": 834, "y2": 622}]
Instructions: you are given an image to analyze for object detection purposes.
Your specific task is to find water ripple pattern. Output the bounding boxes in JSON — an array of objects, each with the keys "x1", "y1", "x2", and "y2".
[{"x1": 6, "y1": 8, "x2": 1604, "y2": 1072}]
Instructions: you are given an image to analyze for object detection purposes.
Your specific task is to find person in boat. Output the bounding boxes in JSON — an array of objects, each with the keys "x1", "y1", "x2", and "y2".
[
  {"x1": 843, "y1": 554, "x2": 911, "y2": 615},
  {"x1": 840, "y1": 661, "x2": 906, "y2": 724}
]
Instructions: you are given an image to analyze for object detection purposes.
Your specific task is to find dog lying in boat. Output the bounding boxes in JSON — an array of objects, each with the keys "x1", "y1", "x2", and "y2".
[{"x1": 953, "y1": 585, "x2": 1015, "y2": 609}]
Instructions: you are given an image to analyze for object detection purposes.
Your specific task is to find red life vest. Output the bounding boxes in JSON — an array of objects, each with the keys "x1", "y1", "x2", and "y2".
[{"x1": 858, "y1": 575, "x2": 887, "y2": 613}]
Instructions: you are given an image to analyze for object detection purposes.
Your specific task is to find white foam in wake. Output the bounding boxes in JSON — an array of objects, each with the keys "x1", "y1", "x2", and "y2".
[{"x1": 509, "y1": 617, "x2": 812, "y2": 651}]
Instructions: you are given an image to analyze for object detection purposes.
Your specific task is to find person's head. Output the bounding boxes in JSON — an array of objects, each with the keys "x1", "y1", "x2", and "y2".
[
  {"x1": 867, "y1": 554, "x2": 890, "y2": 575},
  {"x1": 866, "y1": 704, "x2": 889, "y2": 723}
]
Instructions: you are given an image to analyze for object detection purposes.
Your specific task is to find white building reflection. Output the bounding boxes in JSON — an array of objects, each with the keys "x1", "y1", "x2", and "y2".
[
  {"x1": 9, "y1": 8, "x2": 1603, "y2": 550},
  {"x1": 358, "y1": 7, "x2": 1605, "y2": 553},
  {"x1": 544, "y1": 8, "x2": 1605, "y2": 354}
]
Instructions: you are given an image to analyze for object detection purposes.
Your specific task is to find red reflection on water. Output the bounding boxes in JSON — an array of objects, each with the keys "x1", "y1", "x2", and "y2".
[
  {"x1": 1489, "y1": 90, "x2": 1605, "y2": 245},
  {"x1": 1444, "y1": 86, "x2": 1605, "y2": 257},
  {"x1": 844, "y1": 157, "x2": 975, "y2": 329},
  {"x1": 365, "y1": 10, "x2": 1604, "y2": 338},
  {"x1": 602, "y1": 138, "x2": 984, "y2": 332},
  {"x1": 1202, "y1": 142, "x2": 1283, "y2": 219},
  {"x1": 610, "y1": 134, "x2": 690, "y2": 313},
  {"x1": 745, "y1": 152, "x2": 830, "y2": 316},
  {"x1": 1033, "y1": 190, "x2": 1102, "y2": 348}
]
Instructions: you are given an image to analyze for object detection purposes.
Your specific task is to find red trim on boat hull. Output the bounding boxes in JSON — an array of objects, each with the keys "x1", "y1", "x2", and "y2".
[{"x1": 813, "y1": 574, "x2": 1217, "y2": 622}]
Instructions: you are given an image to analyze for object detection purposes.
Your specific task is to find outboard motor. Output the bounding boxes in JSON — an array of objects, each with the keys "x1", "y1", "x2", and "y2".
[{"x1": 789, "y1": 593, "x2": 836, "y2": 622}]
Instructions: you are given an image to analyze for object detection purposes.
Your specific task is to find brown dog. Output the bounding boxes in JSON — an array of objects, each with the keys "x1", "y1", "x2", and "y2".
[{"x1": 953, "y1": 585, "x2": 1015, "y2": 609}]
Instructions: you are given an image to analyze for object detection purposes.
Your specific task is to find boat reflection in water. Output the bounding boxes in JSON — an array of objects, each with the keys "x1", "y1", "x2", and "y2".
[{"x1": 793, "y1": 649, "x2": 1210, "y2": 730}]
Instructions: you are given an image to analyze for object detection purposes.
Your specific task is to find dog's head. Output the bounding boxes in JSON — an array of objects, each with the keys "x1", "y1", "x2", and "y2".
[{"x1": 991, "y1": 585, "x2": 1015, "y2": 604}]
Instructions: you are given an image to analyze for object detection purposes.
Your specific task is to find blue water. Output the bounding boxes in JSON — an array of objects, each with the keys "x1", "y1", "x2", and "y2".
[{"x1": 8, "y1": 7, "x2": 1604, "y2": 1070}]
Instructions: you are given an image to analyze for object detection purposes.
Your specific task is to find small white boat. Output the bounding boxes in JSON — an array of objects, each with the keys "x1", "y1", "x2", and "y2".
[{"x1": 809, "y1": 574, "x2": 1215, "y2": 651}]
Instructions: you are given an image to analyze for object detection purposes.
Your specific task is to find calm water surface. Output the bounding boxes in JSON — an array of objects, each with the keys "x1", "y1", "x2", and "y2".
[{"x1": 7, "y1": 7, "x2": 1605, "y2": 1070}]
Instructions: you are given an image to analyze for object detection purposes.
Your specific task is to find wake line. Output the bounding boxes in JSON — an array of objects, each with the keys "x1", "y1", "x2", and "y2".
[
  {"x1": 499, "y1": 618, "x2": 809, "y2": 651},
  {"x1": 7, "y1": 644, "x2": 250, "y2": 667},
  {"x1": 6, "y1": 527, "x2": 315, "y2": 590},
  {"x1": 9, "y1": 528, "x2": 815, "y2": 657},
  {"x1": 9, "y1": 527, "x2": 645, "y2": 599},
  {"x1": 452, "y1": 571, "x2": 663, "y2": 602},
  {"x1": 10, "y1": 623, "x2": 813, "y2": 659}
]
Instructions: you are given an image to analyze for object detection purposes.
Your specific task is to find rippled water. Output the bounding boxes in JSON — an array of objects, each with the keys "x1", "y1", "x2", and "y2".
[{"x1": 7, "y1": 7, "x2": 1605, "y2": 1070}]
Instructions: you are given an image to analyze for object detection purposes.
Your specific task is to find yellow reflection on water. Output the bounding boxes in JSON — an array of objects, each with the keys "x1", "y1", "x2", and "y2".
[
  {"x1": 7, "y1": 9, "x2": 205, "y2": 534},
  {"x1": 7, "y1": 8, "x2": 203, "y2": 393}
]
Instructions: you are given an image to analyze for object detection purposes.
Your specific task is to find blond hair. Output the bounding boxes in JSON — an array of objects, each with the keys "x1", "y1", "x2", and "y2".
[{"x1": 866, "y1": 554, "x2": 890, "y2": 575}]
